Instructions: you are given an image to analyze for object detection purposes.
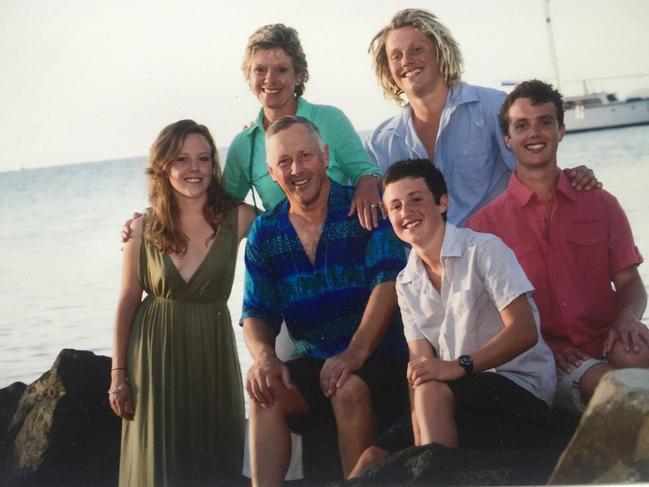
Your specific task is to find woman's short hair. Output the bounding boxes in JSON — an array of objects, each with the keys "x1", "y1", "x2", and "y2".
[
  {"x1": 241, "y1": 23, "x2": 309, "y2": 97},
  {"x1": 369, "y1": 9, "x2": 464, "y2": 105}
]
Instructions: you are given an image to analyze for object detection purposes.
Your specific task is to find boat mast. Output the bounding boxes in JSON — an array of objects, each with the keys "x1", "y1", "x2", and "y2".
[{"x1": 543, "y1": 0, "x2": 561, "y2": 90}]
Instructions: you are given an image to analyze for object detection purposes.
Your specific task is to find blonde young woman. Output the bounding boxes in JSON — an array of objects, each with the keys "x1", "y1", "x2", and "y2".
[{"x1": 109, "y1": 120, "x2": 256, "y2": 486}]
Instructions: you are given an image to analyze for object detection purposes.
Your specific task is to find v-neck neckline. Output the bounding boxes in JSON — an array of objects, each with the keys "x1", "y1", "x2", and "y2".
[
  {"x1": 165, "y1": 234, "x2": 218, "y2": 286},
  {"x1": 288, "y1": 215, "x2": 326, "y2": 267}
]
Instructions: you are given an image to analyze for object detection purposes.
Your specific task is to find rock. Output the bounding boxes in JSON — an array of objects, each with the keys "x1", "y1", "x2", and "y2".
[
  {"x1": 0, "y1": 382, "x2": 27, "y2": 440},
  {"x1": 1, "y1": 349, "x2": 120, "y2": 487},
  {"x1": 0, "y1": 382, "x2": 27, "y2": 467},
  {"x1": 549, "y1": 368, "x2": 649, "y2": 484},
  {"x1": 342, "y1": 443, "x2": 559, "y2": 486},
  {"x1": 338, "y1": 406, "x2": 576, "y2": 486}
]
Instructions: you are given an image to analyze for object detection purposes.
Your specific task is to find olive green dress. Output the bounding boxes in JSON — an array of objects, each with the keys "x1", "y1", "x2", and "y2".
[{"x1": 119, "y1": 209, "x2": 245, "y2": 486}]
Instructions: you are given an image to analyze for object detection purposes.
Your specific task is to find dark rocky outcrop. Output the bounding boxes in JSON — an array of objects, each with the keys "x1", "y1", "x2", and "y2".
[
  {"x1": 0, "y1": 349, "x2": 120, "y2": 487},
  {"x1": 339, "y1": 407, "x2": 576, "y2": 486},
  {"x1": 342, "y1": 369, "x2": 649, "y2": 486},
  {"x1": 1, "y1": 354, "x2": 647, "y2": 486},
  {"x1": 0, "y1": 382, "x2": 27, "y2": 468},
  {"x1": 343, "y1": 443, "x2": 560, "y2": 486}
]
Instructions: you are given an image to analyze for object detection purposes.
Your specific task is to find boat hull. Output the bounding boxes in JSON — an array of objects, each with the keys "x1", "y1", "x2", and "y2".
[{"x1": 565, "y1": 99, "x2": 649, "y2": 133}]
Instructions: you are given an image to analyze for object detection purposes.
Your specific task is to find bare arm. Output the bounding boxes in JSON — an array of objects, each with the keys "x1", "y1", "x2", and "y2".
[
  {"x1": 608, "y1": 266, "x2": 649, "y2": 352},
  {"x1": 407, "y1": 294, "x2": 538, "y2": 386},
  {"x1": 237, "y1": 203, "x2": 258, "y2": 242},
  {"x1": 320, "y1": 281, "x2": 398, "y2": 397},
  {"x1": 243, "y1": 317, "x2": 293, "y2": 407},
  {"x1": 109, "y1": 216, "x2": 144, "y2": 420}
]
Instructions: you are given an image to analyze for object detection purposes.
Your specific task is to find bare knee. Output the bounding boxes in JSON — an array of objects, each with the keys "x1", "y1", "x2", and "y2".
[
  {"x1": 414, "y1": 380, "x2": 454, "y2": 408},
  {"x1": 578, "y1": 363, "x2": 612, "y2": 401},
  {"x1": 608, "y1": 338, "x2": 649, "y2": 369},
  {"x1": 250, "y1": 387, "x2": 308, "y2": 419},
  {"x1": 330, "y1": 375, "x2": 371, "y2": 413},
  {"x1": 349, "y1": 446, "x2": 389, "y2": 478}
]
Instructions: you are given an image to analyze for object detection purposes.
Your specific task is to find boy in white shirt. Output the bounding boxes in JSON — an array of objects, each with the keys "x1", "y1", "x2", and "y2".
[{"x1": 350, "y1": 159, "x2": 556, "y2": 477}]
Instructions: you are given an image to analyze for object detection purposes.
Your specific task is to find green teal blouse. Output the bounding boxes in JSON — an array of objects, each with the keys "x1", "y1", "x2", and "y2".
[{"x1": 223, "y1": 97, "x2": 381, "y2": 209}]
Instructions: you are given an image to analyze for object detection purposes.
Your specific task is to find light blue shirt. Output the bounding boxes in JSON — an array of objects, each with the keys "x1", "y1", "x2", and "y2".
[{"x1": 364, "y1": 82, "x2": 515, "y2": 226}]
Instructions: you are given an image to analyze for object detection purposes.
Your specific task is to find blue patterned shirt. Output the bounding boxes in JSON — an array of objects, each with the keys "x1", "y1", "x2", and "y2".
[{"x1": 242, "y1": 180, "x2": 407, "y2": 359}]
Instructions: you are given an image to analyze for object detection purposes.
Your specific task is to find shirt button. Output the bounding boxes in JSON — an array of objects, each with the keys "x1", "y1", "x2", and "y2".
[{"x1": 562, "y1": 302, "x2": 567, "y2": 307}]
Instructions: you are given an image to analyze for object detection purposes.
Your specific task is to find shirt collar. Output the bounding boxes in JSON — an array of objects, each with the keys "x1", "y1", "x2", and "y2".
[
  {"x1": 555, "y1": 170, "x2": 577, "y2": 201},
  {"x1": 507, "y1": 169, "x2": 576, "y2": 207},
  {"x1": 244, "y1": 97, "x2": 307, "y2": 136},
  {"x1": 382, "y1": 81, "x2": 476, "y2": 132},
  {"x1": 399, "y1": 223, "x2": 464, "y2": 284},
  {"x1": 445, "y1": 81, "x2": 479, "y2": 110},
  {"x1": 440, "y1": 224, "x2": 465, "y2": 258}
]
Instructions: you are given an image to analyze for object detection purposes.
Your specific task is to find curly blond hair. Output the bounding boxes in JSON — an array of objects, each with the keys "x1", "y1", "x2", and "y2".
[{"x1": 369, "y1": 9, "x2": 464, "y2": 105}]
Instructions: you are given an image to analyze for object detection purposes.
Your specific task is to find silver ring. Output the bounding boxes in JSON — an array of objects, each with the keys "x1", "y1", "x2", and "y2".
[{"x1": 370, "y1": 204, "x2": 378, "y2": 208}]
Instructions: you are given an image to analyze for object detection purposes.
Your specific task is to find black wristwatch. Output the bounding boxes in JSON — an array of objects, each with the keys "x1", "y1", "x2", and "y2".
[{"x1": 458, "y1": 355, "x2": 474, "y2": 376}]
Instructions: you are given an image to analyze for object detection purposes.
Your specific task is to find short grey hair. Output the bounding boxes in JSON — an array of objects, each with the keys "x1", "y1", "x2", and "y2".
[
  {"x1": 266, "y1": 116, "x2": 325, "y2": 151},
  {"x1": 369, "y1": 9, "x2": 464, "y2": 105}
]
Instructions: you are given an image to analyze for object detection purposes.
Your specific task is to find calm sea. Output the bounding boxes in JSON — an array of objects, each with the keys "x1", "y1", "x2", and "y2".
[{"x1": 1, "y1": 126, "x2": 649, "y2": 387}]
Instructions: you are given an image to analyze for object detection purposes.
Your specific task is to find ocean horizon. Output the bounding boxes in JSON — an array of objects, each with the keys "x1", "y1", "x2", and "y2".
[{"x1": 2, "y1": 125, "x2": 648, "y2": 389}]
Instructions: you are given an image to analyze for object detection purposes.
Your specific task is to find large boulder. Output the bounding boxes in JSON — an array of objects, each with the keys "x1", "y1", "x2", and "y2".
[
  {"x1": 339, "y1": 406, "x2": 577, "y2": 486},
  {"x1": 0, "y1": 382, "x2": 27, "y2": 467},
  {"x1": 549, "y1": 368, "x2": 649, "y2": 484},
  {"x1": 343, "y1": 444, "x2": 560, "y2": 486},
  {"x1": 1, "y1": 349, "x2": 120, "y2": 487}
]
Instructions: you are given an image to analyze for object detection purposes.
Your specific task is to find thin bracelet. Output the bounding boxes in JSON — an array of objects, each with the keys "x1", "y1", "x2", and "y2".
[
  {"x1": 108, "y1": 383, "x2": 128, "y2": 395},
  {"x1": 111, "y1": 367, "x2": 127, "y2": 371}
]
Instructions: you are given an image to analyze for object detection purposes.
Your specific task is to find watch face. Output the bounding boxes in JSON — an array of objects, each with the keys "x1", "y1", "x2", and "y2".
[
  {"x1": 458, "y1": 355, "x2": 473, "y2": 375},
  {"x1": 459, "y1": 355, "x2": 472, "y2": 367}
]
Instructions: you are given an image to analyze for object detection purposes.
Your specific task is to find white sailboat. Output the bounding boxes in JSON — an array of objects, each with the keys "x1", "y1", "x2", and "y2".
[{"x1": 543, "y1": 0, "x2": 649, "y2": 133}]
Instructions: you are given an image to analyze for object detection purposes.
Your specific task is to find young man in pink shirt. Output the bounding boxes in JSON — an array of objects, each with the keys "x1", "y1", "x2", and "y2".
[{"x1": 468, "y1": 79, "x2": 649, "y2": 414}]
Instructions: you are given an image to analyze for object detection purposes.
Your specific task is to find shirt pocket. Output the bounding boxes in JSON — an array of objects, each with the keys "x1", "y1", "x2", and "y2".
[
  {"x1": 566, "y1": 221, "x2": 609, "y2": 277},
  {"x1": 446, "y1": 288, "x2": 486, "y2": 320}
]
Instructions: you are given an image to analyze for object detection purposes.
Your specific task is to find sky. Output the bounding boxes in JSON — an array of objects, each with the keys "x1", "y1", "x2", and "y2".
[{"x1": 1, "y1": 0, "x2": 648, "y2": 172}]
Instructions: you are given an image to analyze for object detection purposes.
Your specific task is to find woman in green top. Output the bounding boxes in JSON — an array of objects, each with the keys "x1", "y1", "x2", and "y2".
[
  {"x1": 110, "y1": 120, "x2": 257, "y2": 485},
  {"x1": 224, "y1": 23, "x2": 384, "y2": 229}
]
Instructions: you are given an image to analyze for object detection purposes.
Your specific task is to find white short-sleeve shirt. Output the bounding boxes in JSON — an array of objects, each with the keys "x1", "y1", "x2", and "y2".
[{"x1": 396, "y1": 224, "x2": 556, "y2": 405}]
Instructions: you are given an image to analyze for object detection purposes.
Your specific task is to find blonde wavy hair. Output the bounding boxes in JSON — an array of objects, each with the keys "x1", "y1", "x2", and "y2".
[
  {"x1": 145, "y1": 120, "x2": 238, "y2": 254},
  {"x1": 369, "y1": 9, "x2": 464, "y2": 105},
  {"x1": 241, "y1": 23, "x2": 309, "y2": 97}
]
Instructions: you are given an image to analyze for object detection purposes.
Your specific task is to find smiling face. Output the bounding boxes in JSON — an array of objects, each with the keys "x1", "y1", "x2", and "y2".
[
  {"x1": 385, "y1": 26, "x2": 443, "y2": 98},
  {"x1": 249, "y1": 48, "x2": 299, "y2": 115},
  {"x1": 167, "y1": 133, "x2": 213, "y2": 201},
  {"x1": 266, "y1": 123, "x2": 329, "y2": 209},
  {"x1": 505, "y1": 97, "x2": 565, "y2": 170},
  {"x1": 383, "y1": 176, "x2": 447, "y2": 249}
]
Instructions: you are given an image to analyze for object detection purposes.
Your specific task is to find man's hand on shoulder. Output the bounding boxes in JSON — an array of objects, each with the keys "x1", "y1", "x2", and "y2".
[
  {"x1": 407, "y1": 356, "x2": 464, "y2": 387},
  {"x1": 246, "y1": 353, "x2": 293, "y2": 407},
  {"x1": 121, "y1": 212, "x2": 143, "y2": 243},
  {"x1": 320, "y1": 349, "x2": 365, "y2": 398},
  {"x1": 564, "y1": 165, "x2": 602, "y2": 191}
]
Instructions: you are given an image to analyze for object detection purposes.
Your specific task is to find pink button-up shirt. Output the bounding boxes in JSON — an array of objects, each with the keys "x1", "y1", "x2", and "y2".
[{"x1": 467, "y1": 171, "x2": 643, "y2": 357}]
